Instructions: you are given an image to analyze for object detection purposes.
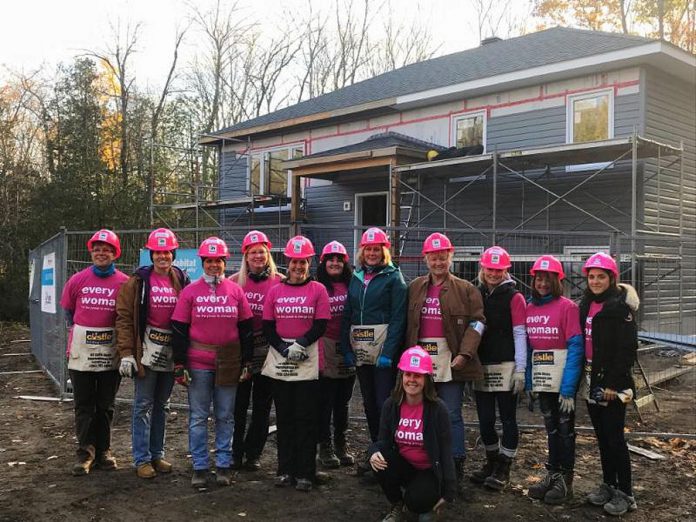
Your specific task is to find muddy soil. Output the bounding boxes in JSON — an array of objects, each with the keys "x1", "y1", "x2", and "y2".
[{"x1": 1, "y1": 323, "x2": 694, "y2": 521}]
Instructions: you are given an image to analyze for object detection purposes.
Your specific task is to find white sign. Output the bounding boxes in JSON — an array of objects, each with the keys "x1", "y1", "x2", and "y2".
[{"x1": 41, "y1": 252, "x2": 56, "y2": 314}]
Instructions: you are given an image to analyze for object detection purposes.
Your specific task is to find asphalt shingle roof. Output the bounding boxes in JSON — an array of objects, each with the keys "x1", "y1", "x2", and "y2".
[{"x1": 214, "y1": 27, "x2": 654, "y2": 136}]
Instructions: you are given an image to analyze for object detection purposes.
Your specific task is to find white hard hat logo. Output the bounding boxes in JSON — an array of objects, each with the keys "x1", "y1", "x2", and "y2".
[
  {"x1": 157, "y1": 238, "x2": 166, "y2": 246},
  {"x1": 250, "y1": 234, "x2": 258, "y2": 242},
  {"x1": 209, "y1": 245, "x2": 217, "y2": 253},
  {"x1": 293, "y1": 241, "x2": 302, "y2": 253},
  {"x1": 332, "y1": 243, "x2": 339, "y2": 251},
  {"x1": 410, "y1": 356, "x2": 420, "y2": 367},
  {"x1": 99, "y1": 232, "x2": 107, "y2": 240},
  {"x1": 541, "y1": 260, "x2": 549, "y2": 269},
  {"x1": 491, "y1": 254, "x2": 500, "y2": 264},
  {"x1": 433, "y1": 239, "x2": 441, "y2": 248}
]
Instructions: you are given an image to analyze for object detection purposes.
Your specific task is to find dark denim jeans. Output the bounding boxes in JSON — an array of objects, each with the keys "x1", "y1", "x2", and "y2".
[
  {"x1": 538, "y1": 392, "x2": 576, "y2": 471},
  {"x1": 319, "y1": 374, "x2": 356, "y2": 445},
  {"x1": 356, "y1": 365, "x2": 396, "y2": 442},
  {"x1": 474, "y1": 390, "x2": 519, "y2": 455},
  {"x1": 233, "y1": 373, "x2": 273, "y2": 462},
  {"x1": 588, "y1": 400, "x2": 632, "y2": 495}
]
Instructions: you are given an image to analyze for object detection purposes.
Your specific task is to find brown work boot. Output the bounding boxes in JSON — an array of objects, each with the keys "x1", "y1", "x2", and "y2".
[
  {"x1": 152, "y1": 458, "x2": 173, "y2": 473},
  {"x1": 97, "y1": 449, "x2": 118, "y2": 471},
  {"x1": 136, "y1": 462, "x2": 157, "y2": 479},
  {"x1": 72, "y1": 447, "x2": 96, "y2": 476}
]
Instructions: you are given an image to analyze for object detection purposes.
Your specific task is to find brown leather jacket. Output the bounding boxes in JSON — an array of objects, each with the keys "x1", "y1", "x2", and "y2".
[
  {"x1": 115, "y1": 266, "x2": 187, "y2": 377},
  {"x1": 406, "y1": 273, "x2": 485, "y2": 381}
]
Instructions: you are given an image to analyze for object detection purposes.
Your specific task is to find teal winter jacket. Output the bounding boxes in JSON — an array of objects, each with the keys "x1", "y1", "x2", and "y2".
[{"x1": 340, "y1": 263, "x2": 408, "y2": 363}]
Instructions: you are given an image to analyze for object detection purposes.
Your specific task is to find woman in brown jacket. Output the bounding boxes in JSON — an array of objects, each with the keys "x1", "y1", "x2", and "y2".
[
  {"x1": 405, "y1": 233, "x2": 485, "y2": 482},
  {"x1": 116, "y1": 228, "x2": 189, "y2": 479}
]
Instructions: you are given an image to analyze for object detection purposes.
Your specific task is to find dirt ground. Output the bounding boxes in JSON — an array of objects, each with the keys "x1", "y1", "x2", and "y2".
[{"x1": 1, "y1": 322, "x2": 695, "y2": 522}]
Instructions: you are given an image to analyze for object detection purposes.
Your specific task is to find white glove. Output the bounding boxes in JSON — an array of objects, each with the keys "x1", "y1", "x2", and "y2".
[
  {"x1": 119, "y1": 356, "x2": 137, "y2": 378},
  {"x1": 286, "y1": 342, "x2": 308, "y2": 362},
  {"x1": 512, "y1": 372, "x2": 525, "y2": 395},
  {"x1": 559, "y1": 395, "x2": 575, "y2": 414}
]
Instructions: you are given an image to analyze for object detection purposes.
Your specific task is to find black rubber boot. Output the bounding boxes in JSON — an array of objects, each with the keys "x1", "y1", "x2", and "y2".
[
  {"x1": 470, "y1": 450, "x2": 498, "y2": 484},
  {"x1": 484, "y1": 454, "x2": 512, "y2": 491}
]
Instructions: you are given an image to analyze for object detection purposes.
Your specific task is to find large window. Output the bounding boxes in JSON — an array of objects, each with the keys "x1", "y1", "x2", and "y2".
[
  {"x1": 453, "y1": 111, "x2": 486, "y2": 150},
  {"x1": 248, "y1": 145, "x2": 303, "y2": 196},
  {"x1": 567, "y1": 90, "x2": 613, "y2": 143}
]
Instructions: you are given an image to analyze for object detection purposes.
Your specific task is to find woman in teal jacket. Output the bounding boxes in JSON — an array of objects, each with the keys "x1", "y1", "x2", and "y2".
[{"x1": 341, "y1": 227, "x2": 407, "y2": 473}]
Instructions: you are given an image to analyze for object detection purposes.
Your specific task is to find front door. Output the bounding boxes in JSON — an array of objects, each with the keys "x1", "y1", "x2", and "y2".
[{"x1": 354, "y1": 192, "x2": 388, "y2": 258}]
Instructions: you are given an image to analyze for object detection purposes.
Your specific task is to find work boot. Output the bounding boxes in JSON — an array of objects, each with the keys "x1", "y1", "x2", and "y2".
[
  {"x1": 603, "y1": 488, "x2": 637, "y2": 516},
  {"x1": 484, "y1": 454, "x2": 512, "y2": 491},
  {"x1": 96, "y1": 449, "x2": 118, "y2": 471},
  {"x1": 136, "y1": 462, "x2": 157, "y2": 479},
  {"x1": 587, "y1": 482, "x2": 614, "y2": 506},
  {"x1": 71, "y1": 448, "x2": 95, "y2": 476},
  {"x1": 528, "y1": 469, "x2": 556, "y2": 500},
  {"x1": 544, "y1": 471, "x2": 573, "y2": 504},
  {"x1": 191, "y1": 469, "x2": 208, "y2": 488},
  {"x1": 318, "y1": 442, "x2": 341, "y2": 469},
  {"x1": 470, "y1": 450, "x2": 498, "y2": 484},
  {"x1": 275, "y1": 474, "x2": 294, "y2": 487},
  {"x1": 335, "y1": 440, "x2": 355, "y2": 466},
  {"x1": 295, "y1": 478, "x2": 313, "y2": 492},
  {"x1": 382, "y1": 502, "x2": 404, "y2": 522},
  {"x1": 152, "y1": 458, "x2": 173, "y2": 473},
  {"x1": 230, "y1": 455, "x2": 244, "y2": 470},
  {"x1": 314, "y1": 470, "x2": 331, "y2": 485},
  {"x1": 245, "y1": 457, "x2": 261, "y2": 471},
  {"x1": 215, "y1": 467, "x2": 232, "y2": 486}
]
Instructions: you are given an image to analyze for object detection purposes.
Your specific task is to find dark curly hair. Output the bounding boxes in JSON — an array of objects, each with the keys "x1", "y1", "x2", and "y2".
[{"x1": 317, "y1": 254, "x2": 353, "y2": 294}]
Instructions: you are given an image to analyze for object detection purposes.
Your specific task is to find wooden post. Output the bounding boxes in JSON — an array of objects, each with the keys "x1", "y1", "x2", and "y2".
[{"x1": 290, "y1": 173, "x2": 302, "y2": 236}]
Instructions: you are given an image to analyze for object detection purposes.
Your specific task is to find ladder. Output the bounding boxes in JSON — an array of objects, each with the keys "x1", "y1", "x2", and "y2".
[{"x1": 399, "y1": 189, "x2": 417, "y2": 256}]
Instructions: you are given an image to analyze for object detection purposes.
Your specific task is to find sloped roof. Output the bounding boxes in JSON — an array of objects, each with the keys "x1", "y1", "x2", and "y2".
[
  {"x1": 211, "y1": 27, "x2": 654, "y2": 138},
  {"x1": 302, "y1": 131, "x2": 444, "y2": 159}
]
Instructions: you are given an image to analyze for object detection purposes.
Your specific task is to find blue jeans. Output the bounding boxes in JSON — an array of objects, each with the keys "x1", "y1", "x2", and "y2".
[
  {"x1": 436, "y1": 381, "x2": 466, "y2": 458},
  {"x1": 132, "y1": 367, "x2": 175, "y2": 466},
  {"x1": 188, "y1": 369, "x2": 237, "y2": 470}
]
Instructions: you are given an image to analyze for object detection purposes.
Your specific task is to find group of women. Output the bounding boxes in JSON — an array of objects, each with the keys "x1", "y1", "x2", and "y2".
[{"x1": 60, "y1": 226, "x2": 639, "y2": 520}]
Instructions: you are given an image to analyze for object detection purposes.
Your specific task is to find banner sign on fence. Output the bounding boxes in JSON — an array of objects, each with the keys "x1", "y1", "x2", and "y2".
[
  {"x1": 139, "y1": 249, "x2": 203, "y2": 281},
  {"x1": 41, "y1": 252, "x2": 56, "y2": 313}
]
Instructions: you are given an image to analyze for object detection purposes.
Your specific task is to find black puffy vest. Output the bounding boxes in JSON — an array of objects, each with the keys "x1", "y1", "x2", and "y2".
[{"x1": 478, "y1": 282, "x2": 518, "y2": 364}]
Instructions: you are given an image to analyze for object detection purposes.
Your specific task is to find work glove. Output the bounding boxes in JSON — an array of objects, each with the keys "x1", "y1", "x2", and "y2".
[
  {"x1": 558, "y1": 395, "x2": 575, "y2": 414},
  {"x1": 343, "y1": 351, "x2": 357, "y2": 368},
  {"x1": 511, "y1": 371, "x2": 525, "y2": 395},
  {"x1": 174, "y1": 364, "x2": 191, "y2": 387},
  {"x1": 285, "y1": 342, "x2": 308, "y2": 362},
  {"x1": 375, "y1": 355, "x2": 392, "y2": 369},
  {"x1": 527, "y1": 390, "x2": 538, "y2": 412},
  {"x1": 119, "y1": 356, "x2": 137, "y2": 378}
]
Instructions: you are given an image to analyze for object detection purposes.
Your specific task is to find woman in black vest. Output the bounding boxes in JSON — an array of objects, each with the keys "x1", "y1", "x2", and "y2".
[{"x1": 470, "y1": 246, "x2": 527, "y2": 491}]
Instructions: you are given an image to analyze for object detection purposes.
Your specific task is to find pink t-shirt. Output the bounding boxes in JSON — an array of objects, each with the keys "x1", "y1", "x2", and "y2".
[
  {"x1": 396, "y1": 402, "x2": 430, "y2": 470},
  {"x1": 325, "y1": 281, "x2": 348, "y2": 340},
  {"x1": 526, "y1": 296, "x2": 581, "y2": 350},
  {"x1": 146, "y1": 272, "x2": 179, "y2": 329},
  {"x1": 171, "y1": 278, "x2": 253, "y2": 370},
  {"x1": 510, "y1": 292, "x2": 527, "y2": 327},
  {"x1": 60, "y1": 267, "x2": 128, "y2": 327},
  {"x1": 262, "y1": 281, "x2": 331, "y2": 339},
  {"x1": 418, "y1": 283, "x2": 445, "y2": 339},
  {"x1": 234, "y1": 274, "x2": 283, "y2": 332},
  {"x1": 584, "y1": 301, "x2": 603, "y2": 361}
]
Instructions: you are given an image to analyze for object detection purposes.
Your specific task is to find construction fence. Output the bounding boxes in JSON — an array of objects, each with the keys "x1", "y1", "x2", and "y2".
[{"x1": 29, "y1": 225, "x2": 694, "y2": 396}]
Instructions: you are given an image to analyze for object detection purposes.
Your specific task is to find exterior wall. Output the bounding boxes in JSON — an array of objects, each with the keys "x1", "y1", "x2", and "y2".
[{"x1": 640, "y1": 67, "x2": 696, "y2": 330}]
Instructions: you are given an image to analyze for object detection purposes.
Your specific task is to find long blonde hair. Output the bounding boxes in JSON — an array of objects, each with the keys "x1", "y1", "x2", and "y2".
[
  {"x1": 356, "y1": 245, "x2": 392, "y2": 267},
  {"x1": 235, "y1": 244, "x2": 279, "y2": 286}
]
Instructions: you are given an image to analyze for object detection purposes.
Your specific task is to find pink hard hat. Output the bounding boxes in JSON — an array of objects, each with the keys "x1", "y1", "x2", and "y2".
[
  {"x1": 321, "y1": 240, "x2": 349, "y2": 262},
  {"x1": 480, "y1": 246, "x2": 511, "y2": 269},
  {"x1": 198, "y1": 237, "x2": 230, "y2": 259},
  {"x1": 530, "y1": 255, "x2": 565, "y2": 280},
  {"x1": 360, "y1": 227, "x2": 391, "y2": 249},
  {"x1": 583, "y1": 252, "x2": 618, "y2": 278},
  {"x1": 422, "y1": 232, "x2": 454, "y2": 255},
  {"x1": 242, "y1": 230, "x2": 272, "y2": 254},
  {"x1": 87, "y1": 229, "x2": 121, "y2": 259},
  {"x1": 398, "y1": 346, "x2": 434, "y2": 375},
  {"x1": 284, "y1": 235, "x2": 315, "y2": 259},
  {"x1": 146, "y1": 228, "x2": 179, "y2": 252}
]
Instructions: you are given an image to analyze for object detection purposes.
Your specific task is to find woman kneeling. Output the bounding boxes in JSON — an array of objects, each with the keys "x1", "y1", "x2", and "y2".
[{"x1": 369, "y1": 346, "x2": 456, "y2": 522}]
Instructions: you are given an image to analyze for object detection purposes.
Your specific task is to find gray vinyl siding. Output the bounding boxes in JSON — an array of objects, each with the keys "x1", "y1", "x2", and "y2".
[
  {"x1": 640, "y1": 67, "x2": 696, "y2": 329},
  {"x1": 219, "y1": 150, "x2": 248, "y2": 199}
]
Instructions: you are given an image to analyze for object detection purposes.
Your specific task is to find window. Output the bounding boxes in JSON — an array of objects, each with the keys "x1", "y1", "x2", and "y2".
[
  {"x1": 453, "y1": 111, "x2": 486, "y2": 150},
  {"x1": 567, "y1": 90, "x2": 613, "y2": 143},
  {"x1": 248, "y1": 145, "x2": 303, "y2": 197}
]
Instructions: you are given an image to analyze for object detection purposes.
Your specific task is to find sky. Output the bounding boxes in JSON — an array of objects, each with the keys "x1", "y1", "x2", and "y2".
[{"x1": 0, "y1": 0, "x2": 533, "y2": 90}]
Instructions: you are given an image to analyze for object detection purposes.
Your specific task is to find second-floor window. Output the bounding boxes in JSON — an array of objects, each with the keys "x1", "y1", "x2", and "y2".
[
  {"x1": 567, "y1": 90, "x2": 614, "y2": 143},
  {"x1": 249, "y1": 145, "x2": 303, "y2": 196},
  {"x1": 453, "y1": 111, "x2": 486, "y2": 150}
]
